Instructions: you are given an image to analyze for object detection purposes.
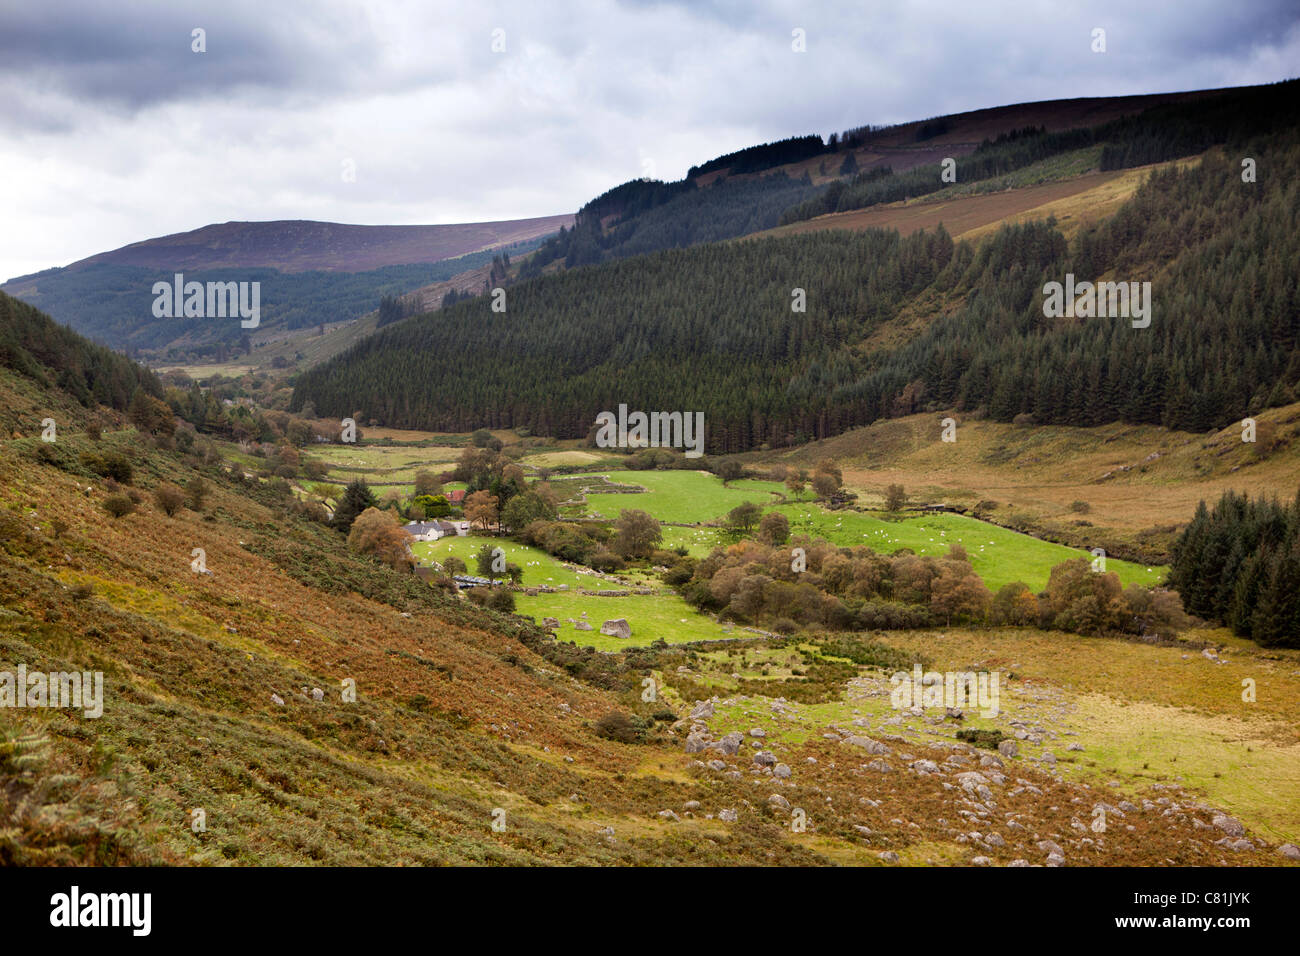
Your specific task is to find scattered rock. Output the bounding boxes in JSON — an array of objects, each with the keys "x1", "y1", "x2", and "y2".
[
  {"x1": 270, "y1": 693, "x2": 284, "y2": 706},
  {"x1": 1215, "y1": 837, "x2": 1254, "y2": 852},
  {"x1": 718, "y1": 808, "x2": 738, "y2": 823},
  {"x1": 1277, "y1": 844, "x2": 1300, "y2": 861},
  {"x1": 689, "y1": 700, "x2": 715, "y2": 720},
  {"x1": 310, "y1": 687, "x2": 324, "y2": 701},
  {"x1": 600, "y1": 618, "x2": 632, "y2": 639},
  {"x1": 713, "y1": 731, "x2": 744, "y2": 755},
  {"x1": 955, "y1": 771, "x2": 991, "y2": 792},
  {"x1": 1212, "y1": 813, "x2": 1245, "y2": 837},
  {"x1": 844, "y1": 736, "x2": 890, "y2": 755},
  {"x1": 768, "y1": 794, "x2": 791, "y2": 810}
]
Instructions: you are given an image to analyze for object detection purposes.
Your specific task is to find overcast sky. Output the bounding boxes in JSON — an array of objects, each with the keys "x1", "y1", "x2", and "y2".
[{"x1": 1, "y1": 0, "x2": 1297, "y2": 281}]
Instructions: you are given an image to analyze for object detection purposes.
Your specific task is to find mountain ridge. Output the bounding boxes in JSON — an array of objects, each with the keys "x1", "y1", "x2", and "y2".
[{"x1": 6, "y1": 214, "x2": 574, "y2": 283}]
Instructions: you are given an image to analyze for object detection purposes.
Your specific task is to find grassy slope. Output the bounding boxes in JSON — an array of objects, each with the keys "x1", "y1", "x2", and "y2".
[
  {"x1": 516, "y1": 592, "x2": 738, "y2": 650},
  {"x1": 757, "y1": 153, "x2": 1200, "y2": 246},
  {"x1": 0, "y1": 367, "x2": 99, "y2": 439},
  {"x1": 872, "y1": 626, "x2": 1300, "y2": 843},
  {"x1": 1, "y1": 424, "x2": 823, "y2": 864},
  {"x1": 725, "y1": 89, "x2": 1217, "y2": 188},
  {"x1": 0, "y1": 438, "x2": 626, "y2": 863},
  {"x1": 561, "y1": 468, "x2": 1161, "y2": 590},
  {"x1": 412, "y1": 537, "x2": 624, "y2": 592},
  {"x1": 574, "y1": 470, "x2": 787, "y2": 524},
  {"x1": 777, "y1": 505, "x2": 1161, "y2": 592},
  {"x1": 753, "y1": 402, "x2": 1300, "y2": 564}
]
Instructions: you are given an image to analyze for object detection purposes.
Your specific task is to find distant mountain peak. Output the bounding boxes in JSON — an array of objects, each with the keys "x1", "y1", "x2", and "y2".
[{"x1": 55, "y1": 214, "x2": 575, "y2": 275}]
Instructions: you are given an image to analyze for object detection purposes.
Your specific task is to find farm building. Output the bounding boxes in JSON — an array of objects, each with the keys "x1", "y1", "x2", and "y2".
[{"x1": 404, "y1": 520, "x2": 448, "y2": 541}]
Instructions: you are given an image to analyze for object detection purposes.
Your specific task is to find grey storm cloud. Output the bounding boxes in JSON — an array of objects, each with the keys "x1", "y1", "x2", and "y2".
[
  {"x1": 0, "y1": 1, "x2": 386, "y2": 115},
  {"x1": 0, "y1": 0, "x2": 1297, "y2": 281}
]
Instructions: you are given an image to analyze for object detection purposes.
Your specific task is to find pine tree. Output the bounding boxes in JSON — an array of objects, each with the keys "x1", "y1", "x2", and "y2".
[
  {"x1": 331, "y1": 479, "x2": 378, "y2": 535},
  {"x1": 1252, "y1": 534, "x2": 1300, "y2": 647}
]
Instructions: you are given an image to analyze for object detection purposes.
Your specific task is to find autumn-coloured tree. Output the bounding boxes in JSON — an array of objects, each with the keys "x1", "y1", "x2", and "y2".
[
  {"x1": 758, "y1": 511, "x2": 790, "y2": 546},
  {"x1": 129, "y1": 390, "x2": 176, "y2": 436},
  {"x1": 930, "y1": 560, "x2": 992, "y2": 625},
  {"x1": 613, "y1": 508, "x2": 662, "y2": 559},
  {"x1": 814, "y1": 458, "x2": 842, "y2": 486},
  {"x1": 413, "y1": 470, "x2": 442, "y2": 497},
  {"x1": 347, "y1": 507, "x2": 414, "y2": 571},
  {"x1": 531, "y1": 482, "x2": 560, "y2": 514},
  {"x1": 1043, "y1": 558, "x2": 1123, "y2": 635},
  {"x1": 103, "y1": 494, "x2": 134, "y2": 519},
  {"x1": 153, "y1": 483, "x2": 185, "y2": 517},
  {"x1": 811, "y1": 473, "x2": 838, "y2": 499},
  {"x1": 992, "y1": 582, "x2": 1039, "y2": 625},
  {"x1": 464, "y1": 490, "x2": 500, "y2": 530},
  {"x1": 275, "y1": 442, "x2": 301, "y2": 469},
  {"x1": 714, "y1": 459, "x2": 743, "y2": 485},
  {"x1": 885, "y1": 483, "x2": 906, "y2": 512},
  {"x1": 185, "y1": 476, "x2": 210, "y2": 512}
]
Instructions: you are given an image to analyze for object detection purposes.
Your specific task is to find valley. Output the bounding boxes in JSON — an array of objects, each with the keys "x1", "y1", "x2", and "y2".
[
  {"x1": 5, "y1": 414, "x2": 1298, "y2": 864},
  {"x1": 3, "y1": 71, "x2": 1298, "y2": 874}
]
